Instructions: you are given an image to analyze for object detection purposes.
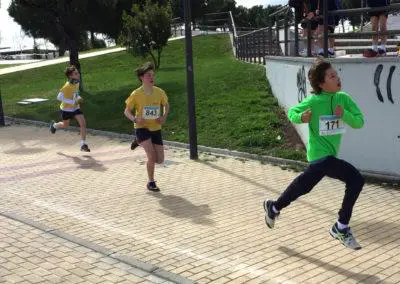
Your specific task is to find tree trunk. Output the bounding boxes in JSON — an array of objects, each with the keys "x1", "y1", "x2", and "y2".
[
  {"x1": 59, "y1": 44, "x2": 66, "y2": 57},
  {"x1": 68, "y1": 37, "x2": 80, "y2": 70},
  {"x1": 59, "y1": 36, "x2": 67, "y2": 56},
  {"x1": 157, "y1": 48, "x2": 163, "y2": 69},
  {"x1": 68, "y1": 36, "x2": 83, "y2": 90},
  {"x1": 90, "y1": 31, "x2": 95, "y2": 48},
  {"x1": 149, "y1": 50, "x2": 158, "y2": 70}
]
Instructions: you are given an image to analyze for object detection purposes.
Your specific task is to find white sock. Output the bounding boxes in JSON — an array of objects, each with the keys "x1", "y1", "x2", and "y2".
[
  {"x1": 372, "y1": 45, "x2": 378, "y2": 51},
  {"x1": 80, "y1": 140, "x2": 86, "y2": 146},
  {"x1": 336, "y1": 221, "x2": 349, "y2": 230},
  {"x1": 272, "y1": 205, "x2": 279, "y2": 214},
  {"x1": 318, "y1": 48, "x2": 324, "y2": 54},
  {"x1": 53, "y1": 123, "x2": 58, "y2": 129},
  {"x1": 328, "y1": 48, "x2": 334, "y2": 53},
  {"x1": 379, "y1": 44, "x2": 386, "y2": 51}
]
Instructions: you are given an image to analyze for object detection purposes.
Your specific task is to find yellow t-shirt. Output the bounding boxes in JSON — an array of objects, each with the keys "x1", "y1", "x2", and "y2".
[
  {"x1": 59, "y1": 82, "x2": 80, "y2": 111},
  {"x1": 125, "y1": 86, "x2": 168, "y2": 131}
]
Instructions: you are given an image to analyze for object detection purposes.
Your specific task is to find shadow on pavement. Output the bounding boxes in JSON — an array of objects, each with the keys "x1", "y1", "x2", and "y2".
[
  {"x1": 3, "y1": 139, "x2": 47, "y2": 155},
  {"x1": 57, "y1": 152, "x2": 108, "y2": 172},
  {"x1": 279, "y1": 246, "x2": 388, "y2": 284},
  {"x1": 355, "y1": 220, "x2": 400, "y2": 245},
  {"x1": 148, "y1": 192, "x2": 215, "y2": 226}
]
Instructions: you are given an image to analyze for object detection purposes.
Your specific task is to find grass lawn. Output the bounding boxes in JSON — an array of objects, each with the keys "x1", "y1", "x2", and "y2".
[
  {"x1": 0, "y1": 64, "x2": 20, "y2": 69},
  {"x1": 0, "y1": 34, "x2": 306, "y2": 160},
  {"x1": 79, "y1": 46, "x2": 117, "y2": 54}
]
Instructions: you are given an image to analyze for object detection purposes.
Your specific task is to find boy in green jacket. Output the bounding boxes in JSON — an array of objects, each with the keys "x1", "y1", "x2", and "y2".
[{"x1": 264, "y1": 57, "x2": 365, "y2": 250}]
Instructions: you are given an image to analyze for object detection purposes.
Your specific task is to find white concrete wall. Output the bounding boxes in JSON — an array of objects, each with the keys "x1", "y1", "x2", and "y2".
[{"x1": 266, "y1": 57, "x2": 400, "y2": 176}]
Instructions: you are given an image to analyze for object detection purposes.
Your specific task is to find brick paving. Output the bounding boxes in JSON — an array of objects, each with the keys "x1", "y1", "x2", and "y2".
[
  {"x1": 1, "y1": 124, "x2": 400, "y2": 283},
  {"x1": 0, "y1": 215, "x2": 172, "y2": 283}
]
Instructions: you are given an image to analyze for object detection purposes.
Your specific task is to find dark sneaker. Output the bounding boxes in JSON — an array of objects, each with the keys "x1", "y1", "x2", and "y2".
[
  {"x1": 80, "y1": 144, "x2": 91, "y2": 152},
  {"x1": 316, "y1": 50, "x2": 335, "y2": 57},
  {"x1": 363, "y1": 48, "x2": 378, "y2": 58},
  {"x1": 131, "y1": 139, "x2": 139, "y2": 150},
  {"x1": 263, "y1": 200, "x2": 279, "y2": 229},
  {"x1": 147, "y1": 181, "x2": 160, "y2": 192},
  {"x1": 330, "y1": 223, "x2": 361, "y2": 250},
  {"x1": 49, "y1": 120, "x2": 56, "y2": 134},
  {"x1": 378, "y1": 48, "x2": 386, "y2": 56}
]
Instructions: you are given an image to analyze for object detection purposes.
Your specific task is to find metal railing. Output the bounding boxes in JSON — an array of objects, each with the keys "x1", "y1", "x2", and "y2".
[
  {"x1": 321, "y1": 1, "x2": 400, "y2": 57},
  {"x1": 171, "y1": 12, "x2": 237, "y2": 37},
  {"x1": 235, "y1": 5, "x2": 293, "y2": 64},
  {"x1": 233, "y1": 3, "x2": 400, "y2": 62},
  {"x1": 171, "y1": 9, "x2": 295, "y2": 63}
]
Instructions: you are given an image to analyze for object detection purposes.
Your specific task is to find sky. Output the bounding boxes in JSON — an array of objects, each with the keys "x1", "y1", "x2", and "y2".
[
  {"x1": 0, "y1": 0, "x2": 287, "y2": 50},
  {"x1": 236, "y1": 0, "x2": 286, "y2": 7},
  {"x1": 0, "y1": 0, "x2": 35, "y2": 50}
]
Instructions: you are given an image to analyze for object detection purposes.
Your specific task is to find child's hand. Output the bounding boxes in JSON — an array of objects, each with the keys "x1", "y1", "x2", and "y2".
[
  {"x1": 301, "y1": 109, "x2": 312, "y2": 123},
  {"x1": 135, "y1": 117, "x2": 145, "y2": 125},
  {"x1": 335, "y1": 105, "x2": 344, "y2": 117},
  {"x1": 74, "y1": 94, "x2": 83, "y2": 105},
  {"x1": 156, "y1": 116, "x2": 166, "y2": 125}
]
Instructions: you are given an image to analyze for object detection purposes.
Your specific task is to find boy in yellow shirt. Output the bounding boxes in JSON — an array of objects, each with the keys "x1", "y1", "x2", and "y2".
[
  {"x1": 49, "y1": 65, "x2": 90, "y2": 152},
  {"x1": 124, "y1": 62, "x2": 169, "y2": 192}
]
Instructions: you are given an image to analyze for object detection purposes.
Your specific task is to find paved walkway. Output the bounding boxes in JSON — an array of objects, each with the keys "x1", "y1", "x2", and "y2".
[
  {"x1": 1, "y1": 124, "x2": 400, "y2": 283},
  {"x1": 0, "y1": 48, "x2": 126, "y2": 75},
  {"x1": 0, "y1": 215, "x2": 170, "y2": 284},
  {"x1": 0, "y1": 35, "x2": 191, "y2": 76}
]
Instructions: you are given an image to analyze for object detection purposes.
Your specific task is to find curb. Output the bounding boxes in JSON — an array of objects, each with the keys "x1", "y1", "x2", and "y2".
[
  {"x1": 0, "y1": 211, "x2": 195, "y2": 284},
  {"x1": 5, "y1": 116, "x2": 400, "y2": 184}
]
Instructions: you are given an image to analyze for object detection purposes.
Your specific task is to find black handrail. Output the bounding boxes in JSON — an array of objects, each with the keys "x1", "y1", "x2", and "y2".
[
  {"x1": 269, "y1": 5, "x2": 290, "y2": 17},
  {"x1": 329, "y1": 3, "x2": 400, "y2": 16},
  {"x1": 322, "y1": 1, "x2": 400, "y2": 57}
]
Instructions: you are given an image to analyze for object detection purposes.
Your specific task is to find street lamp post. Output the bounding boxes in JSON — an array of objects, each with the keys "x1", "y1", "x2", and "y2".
[
  {"x1": 183, "y1": 0, "x2": 198, "y2": 160},
  {"x1": 0, "y1": 86, "x2": 5, "y2": 126}
]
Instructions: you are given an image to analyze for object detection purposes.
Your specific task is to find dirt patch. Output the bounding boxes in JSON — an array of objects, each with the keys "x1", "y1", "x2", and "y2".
[{"x1": 279, "y1": 110, "x2": 306, "y2": 151}]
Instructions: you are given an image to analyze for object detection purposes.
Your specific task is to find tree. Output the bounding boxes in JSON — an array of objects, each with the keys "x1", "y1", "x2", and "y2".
[
  {"x1": 119, "y1": 0, "x2": 172, "y2": 69},
  {"x1": 170, "y1": 0, "x2": 207, "y2": 24},
  {"x1": 248, "y1": 5, "x2": 266, "y2": 27},
  {"x1": 8, "y1": 0, "x2": 128, "y2": 72},
  {"x1": 12, "y1": 29, "x2": 26, "y2": 54},
  {"x1": 84, "y1": 0, "x2": 135, "y2": 41},
  {"x1": 340, "y1": 0, "x2": 362, "y2": 28},
  {"x1": 204, "y1": 0, "x2": 236, "y2": 14},
  {"x1": 33, "y1": 38, "x2": 41, "y2": 59},
  {"x1": 233, "y1": 5, "x2": 250, "y2": 27},
  {"x1": 232, "y1": 4, "x2": 284, "y2": 29}
]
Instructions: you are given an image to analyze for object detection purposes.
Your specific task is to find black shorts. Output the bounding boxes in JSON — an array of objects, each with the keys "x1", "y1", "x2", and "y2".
[
  {"x1": 300, "y1": 18, "x2": 319, "y2": 31},
  {"x1": 317, "y1": 16, "x2": 339, "y2": 33},
  {"x1": 368, "y1": 0, "x2": 389, "y2": 17},
  {"x1": 61, "y1": 109, "x2": 83, "y2": 121},
  {"x1": 369, "y1": 10, "x2": 389, "y2": 18},
  {"x1": 135, "y1": 128, "x2": 163, "y2": 145}
]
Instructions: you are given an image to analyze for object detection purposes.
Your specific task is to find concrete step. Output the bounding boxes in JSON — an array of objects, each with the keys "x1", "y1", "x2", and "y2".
[
  {"x1": 335, "y1": 38, "x2": 399, "y2": 47},
  {"x1": 336, "y1": 52, "x2": 399, "y2": 58},
  {"x1": 335, "y1": 45, "x2": 397, "y2": 54},
  {"x1": 337, "y1": 45, "x2": 397, "y2": 50}
]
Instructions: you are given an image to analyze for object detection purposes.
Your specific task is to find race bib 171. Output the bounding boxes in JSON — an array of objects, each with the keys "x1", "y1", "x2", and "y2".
[
  {"x1": 142, "y1": 106, "x2": 160, "y2": 120},
  {"x1": 319, "y1": 115, "x2": 346, "y2": 136}
]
